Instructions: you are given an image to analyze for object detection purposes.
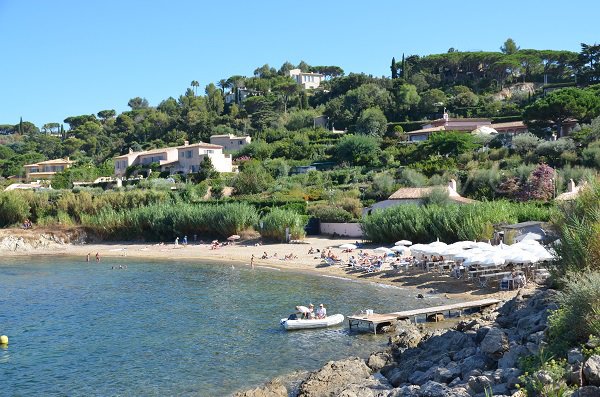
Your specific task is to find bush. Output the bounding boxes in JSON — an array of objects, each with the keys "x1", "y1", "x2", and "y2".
[
  {"x1": 260, "y1": 209, "x2": 306, "y2": 242},
  {"x1": 308, "y1": 205, "x2": 353, "y2": 223},
  {"x1": 547, "y1": 271, "x2": 600, "y2": 355},
  {"x1": 0, "y1": 192, "x2": 30, "y2": 227}
]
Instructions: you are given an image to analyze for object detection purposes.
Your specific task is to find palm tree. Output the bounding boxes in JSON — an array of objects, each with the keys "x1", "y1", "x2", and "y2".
[
  {"x1": 190, "y1": 80, "x2": 199, "y2": 96},
  {"x1": 217, "y1": 79, "x2": 230, "y2": 94}
]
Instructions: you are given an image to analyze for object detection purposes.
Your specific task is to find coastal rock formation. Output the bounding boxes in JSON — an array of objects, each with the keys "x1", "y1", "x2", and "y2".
[
  {"x1": 296, "y1": 357, "x2": 372, "y2": 397},
  {"x1": 237, "y1": 289, "x2": 562, "y2": 397},
  {"x1": 582, "y1": 355, "x2": 600, "y2": 386},
  {"x1": 232, "y1": 379, "x2": 287, "y2": 397}
]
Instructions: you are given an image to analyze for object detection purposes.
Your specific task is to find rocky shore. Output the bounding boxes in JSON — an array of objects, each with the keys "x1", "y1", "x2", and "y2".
[{"x1": 235, "y1": 289, "x2": 600, "y2": 397}]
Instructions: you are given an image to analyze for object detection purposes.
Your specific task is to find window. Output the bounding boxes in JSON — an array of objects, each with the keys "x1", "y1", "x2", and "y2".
[
  {"x1": 206, "y1": 150, "x2": 214, "y2": 154},
  {"x1": 186, "y1": 150, "x2": 192, "y2": 158},
  {"x1": 116, "y1": 162, "x2": 120, "y2": 170}
]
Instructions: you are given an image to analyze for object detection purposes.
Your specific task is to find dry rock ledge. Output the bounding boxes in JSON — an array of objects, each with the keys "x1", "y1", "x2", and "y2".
[{"x1": 234, "y1": 289, "x2": 600, "y2": 397}]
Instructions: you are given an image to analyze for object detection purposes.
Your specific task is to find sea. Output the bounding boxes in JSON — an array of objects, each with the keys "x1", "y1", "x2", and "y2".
[{"x1": 0, "y1": 256, "x2": 452, "y2": 396}]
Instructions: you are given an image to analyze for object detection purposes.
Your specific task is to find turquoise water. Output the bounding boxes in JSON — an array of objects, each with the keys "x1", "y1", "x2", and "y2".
[{"x1": 0, "y1": 257, "x2": 449, "y2": 396}]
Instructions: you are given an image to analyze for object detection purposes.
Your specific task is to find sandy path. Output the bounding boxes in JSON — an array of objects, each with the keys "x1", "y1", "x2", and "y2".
[{"x1": 4, "y1": 235, "x2": 528, "y2": 301}]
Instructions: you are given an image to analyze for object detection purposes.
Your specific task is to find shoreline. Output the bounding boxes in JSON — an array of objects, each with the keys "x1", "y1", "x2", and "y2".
[{"x1": 2, "y1": 233, "x2": 527, "y2": 301}]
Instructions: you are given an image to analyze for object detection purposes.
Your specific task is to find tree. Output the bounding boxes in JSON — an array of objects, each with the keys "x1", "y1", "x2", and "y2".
[
  {"x1": 127, "y1": 97, "x2": 149, "y2": 110},
  {"x1": 41, "y1": 122, "x2": 60, "y2": 135},
  {"x1": 419, "y1": 89, "x2": 446, "y2": 113},
  {"x1": 524, "y1": 87, "x2": 600, "y2": 135},
  {"x1": 205, "y1": 83, "x2": 224, "y2": 115},
  {"x1": 273, "y1": 79, "x2": 300, "y2": 113},
  {"x1": 520, "y1": 163, "x2": 555, "y2": 201},
  {"x1": 500, "y1": 38, "x2": 520, "y2": 55},
  {"x1": 233, "y1": 160, "x2": 273, "y2": 195},
  {"x1": 391, "y1": 57, "x2": 398, "y2": 79},
  {"x1": 511, "y1": 132, "x2": 541, "y2": 154},
  {"x1": 394, "y1": 84, "x2": 421, "y2": 112},
  {"x1": 334, "y1": 134, "x2": 381, "y2": 166},
  {"x1": 191, "y1": 80, "x2": 199, "y2": 96},
  {"x1": 217, "y1": 79, "x2": 230, "y2": 93},
  {"x1": 97, "y1": 109, "x2": 116, "y2": 122},
  {"x1": 278, "y1": 61, "x2": 295, "y2": 76},
  {"x1": 63, "y1": 114, "x2": 97, "y2": 130},
  {"x1": 421, "y1": 132, "x2": 478, "y2": 158},
  {"x1": 356, "y1": 107, "x2": 388, "y2": 136}
]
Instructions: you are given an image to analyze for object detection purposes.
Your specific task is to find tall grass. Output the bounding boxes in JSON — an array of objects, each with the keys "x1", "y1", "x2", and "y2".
[
  {"x1": 361, "y1": 201, "x2": 555, "y2": 243},
  {"x1": 260, "y1": 209, "x2": 307, "y2": 242},
  {"x1": 81, "y1": 202, "x2": 259, "y2": 241}
]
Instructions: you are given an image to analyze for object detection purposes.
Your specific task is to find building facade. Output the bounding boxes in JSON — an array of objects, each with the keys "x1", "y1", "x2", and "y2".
[
  {"x1": 209, "y1": 134, "x2": 251, "y2": 152},
  {"x1": 114, "y1": 141, "x2": 233, "y2": 177},
  {"x1": 23, "y1": 158, "x2": 74, "y2": 181},
  {"x1": 287, "y1": 68, "x2": 324, "y2": 89}
]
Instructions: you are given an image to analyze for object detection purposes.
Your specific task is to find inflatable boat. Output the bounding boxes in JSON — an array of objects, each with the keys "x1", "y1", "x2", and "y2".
[{"x1": 280, "y1": 314, "x2": 345, "y2": 330}]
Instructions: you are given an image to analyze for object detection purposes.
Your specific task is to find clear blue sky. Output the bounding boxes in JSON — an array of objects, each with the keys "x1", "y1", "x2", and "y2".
[{"x1": 1, "y1": 0, "x2": 598, "y2": 128}]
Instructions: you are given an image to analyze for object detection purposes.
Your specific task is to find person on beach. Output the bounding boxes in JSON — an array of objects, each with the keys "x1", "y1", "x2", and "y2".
[
  {"x1": 316, "y1": 304, "x2": 327, "y2": 319},
  {"x1": 95, "y1": 252, "x2": 100, "y2": 262},
  {"x1": 250, "y1": 254, "x2": 255, "y2": 269},
  {"x1": 86, "y1": 253, "x2": 90, "y2": 262},
  {"x1": 175, "y1": 237, "x2": 179, "y2": 247},
  {"x1": 183, "y1": 236, "x2": 188, "y2": 245}
]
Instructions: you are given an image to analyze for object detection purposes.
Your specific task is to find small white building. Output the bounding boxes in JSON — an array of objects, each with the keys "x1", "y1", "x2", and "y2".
[
  {"x1": 287, "y1": 68, "x2": 324, "y2": 89},
  {"x1": 209, "y1": 134, "x2": 251, "y2": 152},
  {"x1": 555, "y1": 179, "x2": 587, "y2": 202},
  {"x1": 364, "y1": 179, "x2": 477, "y2": 215}
]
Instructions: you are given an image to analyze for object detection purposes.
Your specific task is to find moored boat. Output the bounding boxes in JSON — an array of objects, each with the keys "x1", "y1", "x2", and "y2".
[{"x1": 280, "y1": 314, "x2": 345, "y2": 330}]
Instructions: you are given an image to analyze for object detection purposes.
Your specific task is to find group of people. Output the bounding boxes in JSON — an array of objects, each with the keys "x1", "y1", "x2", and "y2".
[
  {"x1": 22, "y1": 219, "x2": 33, "y2": 229},
  {"x1": 295, "y1": 303, "x2": 327, "y2": 319},
  {"x1": 86, "y1": 252, "x2": 101, "y2": 262}
]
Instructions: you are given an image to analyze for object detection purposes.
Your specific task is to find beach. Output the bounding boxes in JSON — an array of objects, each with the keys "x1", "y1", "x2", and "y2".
[{"x1": 0, "y1": 228, "x2": 528, "y2": 301}]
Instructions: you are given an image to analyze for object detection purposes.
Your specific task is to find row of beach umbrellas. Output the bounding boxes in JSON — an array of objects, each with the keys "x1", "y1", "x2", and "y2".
[{"x1": 339, "y1": 238, "x2": 555, "y2": 266}]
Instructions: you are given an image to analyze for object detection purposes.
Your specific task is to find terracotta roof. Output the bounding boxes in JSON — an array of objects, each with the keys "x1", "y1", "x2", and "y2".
[
  {"x1": 388, "y1": 186, "x2": 477, "y2": 204},
  {"x1": 406, "y1": 126, "x2": 446, "y2": 135},
  {"x1": 490, "y1": 121, "x2": 527, "y2": 130},
  {"x1": 24, "y1": 158, "x2": 73, "y2": 167},
  {"x1": 176, "y1": 142, "x2": 223, "y2": 150}
]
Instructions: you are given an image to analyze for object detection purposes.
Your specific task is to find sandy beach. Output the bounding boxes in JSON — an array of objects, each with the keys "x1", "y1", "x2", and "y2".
[{"x1": 2, "y1": 229, "x2": 529, "y2": 301}]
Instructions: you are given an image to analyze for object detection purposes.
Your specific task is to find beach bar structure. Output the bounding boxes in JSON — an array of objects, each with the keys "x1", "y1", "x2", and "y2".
[{"x1": 347, "y1": 298, "x2": 501, "y2": 334}]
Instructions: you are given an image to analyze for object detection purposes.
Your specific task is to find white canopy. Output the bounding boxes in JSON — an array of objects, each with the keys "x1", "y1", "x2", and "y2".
[
  {"x1": 395, "y1": 240, "x2": 413, "y2": 246},
  {"x1": 391, "y1": 246, "x2": 410, "y2": 253},
  {"x1": 373, "y1": 247, "x2": 394, "y2": 255}
]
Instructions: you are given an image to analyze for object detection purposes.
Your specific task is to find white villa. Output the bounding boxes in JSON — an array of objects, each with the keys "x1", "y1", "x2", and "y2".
[
  {"x1": 287, "y1": 68, "x2": 324, "y2": 89},
  {"x1": 114, "y1": 141, "x2": 233, "y2": 177},
  {"x1": 23, "y1": 158, "x2": 74, "y2": 181},
  {"x1": 209, "y1": 134, "x2": 251, "y2": 152}
]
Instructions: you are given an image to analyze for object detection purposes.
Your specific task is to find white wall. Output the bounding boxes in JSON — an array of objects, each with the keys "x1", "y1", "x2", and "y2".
[{"x1": 320, "y1": 222, "x2": 363, "y2": 237}]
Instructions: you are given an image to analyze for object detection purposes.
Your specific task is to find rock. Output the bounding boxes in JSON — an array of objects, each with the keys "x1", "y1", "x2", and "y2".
[
  {"x1": 535, "y1": 370, "x2": 554, "y2": 385},
  {"x1": 233, "y1": 379, "x2": 287, "y2": 397},
  {"x1": 390, "y1": 322, "x2": 423, "y2": 350},
  {"x1": 491, "y1": 383, "x2": 509, "y2": 395},
  {"x1": 433, "y1": 362, "x2": 462, "y2": 384},
  {"x1": 481, "y1": 328, "x2": 509, "y2": 359},
  {"x1": 451, "y1": 346, "x2": 477, "y2": 362},
  {"x1": 382, "y1": 366, "x2": 411, "y2": 387},
  {"x1": 583, "y1": 355, "x2": 600, "y2": 386},
  {"x1": 568, "y1": 348, "x2": 585, "y2": 365},
  {"x1": 498, "y1": 344, "x2": 529, "y2": 369},
  {"x1": 475, "y1": 327, "x2": 491, "y2": 344},
  {"x1": 459, "y1": 354, "x2": 492, "y2": 379},
  {"x1": 368, "y1": 352, "x2": 392, "y2": 372},
  {"x1": 418, "y1": 381, "x2": 449, "y2": 397},
  {"x1": 297, "y1": 357, "x2": 372, "y2": 397},
  {"x1": 567, "y1": 363, "x2": 583, "y2": 387},
  {"x1": 572, "y1": 385, "x2": 600, "y2": 397},
  {"x1": 337, "y1": 375, "x2": 392, "y2": 397},
  {"x1": 467, "y1": 375, "x2": 492, "y2": 394},
  {"x1": 388, "y1": 385, "x2": 420, "y2": 397}
]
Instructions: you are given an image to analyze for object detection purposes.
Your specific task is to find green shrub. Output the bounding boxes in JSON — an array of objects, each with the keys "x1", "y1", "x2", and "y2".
[
  {"x1": 260, "y1": 209, "x2": 306, "y2": 242},
  {"x1": 308, "y1": 205, "x2": 353, "y2": 223},
  {"x1": 0, "y1": 192, "x2": 31, "y2": 227},
  {"x1": 547, "y1": 271, "x2": 600, "y2": 355}
]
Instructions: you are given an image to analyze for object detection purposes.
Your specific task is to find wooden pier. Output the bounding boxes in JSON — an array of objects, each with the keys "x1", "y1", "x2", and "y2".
[{"x1": 347, "y1": 298, "x2": 501, "y2": 334}]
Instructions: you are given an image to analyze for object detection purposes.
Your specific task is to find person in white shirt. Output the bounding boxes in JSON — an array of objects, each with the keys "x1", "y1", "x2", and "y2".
[{"x1": 316, "y1": 303, "x2": 327, "y2": 319}]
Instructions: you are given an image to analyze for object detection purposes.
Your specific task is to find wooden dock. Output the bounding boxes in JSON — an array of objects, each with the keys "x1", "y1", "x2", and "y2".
[{"x1": 347, "y1": 298, "x2": 501, "y2": 334}]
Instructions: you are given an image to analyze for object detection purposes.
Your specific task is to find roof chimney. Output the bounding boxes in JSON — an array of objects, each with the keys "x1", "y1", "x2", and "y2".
[
  {"x1": 128, "y1": 148, "x2": 133, "y2": 154},
  {"x1": 184, "y1": 140, "x2": 189, "y2": 146},
  {"x1": 568, "y1": 179, "x2": 576, "y2": 193},
  {"x1": 448, "y1": 179, "x2": 457, "y2": 192}
]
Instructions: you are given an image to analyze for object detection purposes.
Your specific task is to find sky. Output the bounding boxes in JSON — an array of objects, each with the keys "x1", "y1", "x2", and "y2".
[{"x1": 1, "y1": 0, "x2": 599, "y2": 128}]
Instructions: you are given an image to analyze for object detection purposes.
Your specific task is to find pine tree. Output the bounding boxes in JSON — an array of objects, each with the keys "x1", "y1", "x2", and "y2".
[
  {"x1": 391, "y1": 57, "x2": 398, "y2": 79},
  {"x1": 400, "y1": 54, "x2": 405, "y2": 79}
]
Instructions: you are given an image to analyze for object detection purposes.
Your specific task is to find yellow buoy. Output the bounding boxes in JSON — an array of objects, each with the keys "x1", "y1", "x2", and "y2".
[{"x1": 0, "y1": 335, "x2": 8, "y2": 345}]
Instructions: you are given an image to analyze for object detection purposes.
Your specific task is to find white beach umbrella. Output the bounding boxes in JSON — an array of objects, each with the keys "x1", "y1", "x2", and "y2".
[
  {"x1": 479, "y1": 255, "x2": 505, "y2": 267},
  {"x1": 395, "y1": 240, "x2": 413, "y2": 246},
  {"x1": 408, "y1": 244, "x2": 430, "y2": 254},
  {"x1": 373, "y1": 247, "x2": 394, "y2": 255},
  {"x1": 503, "y1": 250, "x2": 538, "y2": 264},
  {"x1": 516, "y1": 232, "x2": 544, "y2": 242},
  {"x1": 391, "y1": 245, "x2": 410, "y2": 253},
  {"x1": 449, "y1": 241, "x2": 479, "y2": 250},
  {"x1": 463, "y1": 254, "x2": 488, "y2": 266},
  {"x1": 339, "y1": 243, "x2": 357, "y2": 250}
]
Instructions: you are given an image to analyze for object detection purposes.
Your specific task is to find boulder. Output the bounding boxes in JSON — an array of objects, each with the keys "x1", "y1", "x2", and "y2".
[
  {"x1": 233, "y1": 380, "x2": 287, "y2": 397},
  {"x1": 467, "y1": 375, "x2": 492, "y2": 394},
  {"x1": 390, "y1": 322, "x2": 423, "y2": 350},
  {"x1": 433, "y1": 362, "x2": 462, "y2": 384},
  {"x1": 572, "y1": 385, "x2": 600, "y2": 397},
  {"x1": 498, "y1": 344, "x2": 529, "y2": 369},
  {"x1": 388, "y1": 385, "x2": 421, "y2": 397},
  {"x1": 297, "y1": 357, "x2": 372, "y2": 397},
  {"x1": 368, "y1": 351, "x2": 392, "y2": 372},
  {"x1": 568, "y1": 348, "x2": 584, "y2": 365},
  {"x1": 481, "y1": 328, "x2": 509, "y2": 359},
  {"x1": 418, "y1": 381, "x2": 449, "y2": 397},
  {"x1": 459, "y1": 354, "x2": 492, "y2": 379},
  {"x1": 336, "y1": 375, "x2": 392, "y2": 397},
  {"x1": 582, "y1": 355, "x2": 600, "y2": 386}
]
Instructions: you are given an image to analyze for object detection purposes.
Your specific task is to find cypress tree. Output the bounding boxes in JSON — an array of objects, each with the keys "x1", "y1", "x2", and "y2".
[
  {"x1": 18, "y1": 117, "x2": 23, "y2": 135},
  {"x1": 401, "y1": 53, "x2": 406, "y2": 79},
  {"x1": 391, "y1": 57, "x2": 397, "y2": 79}
]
